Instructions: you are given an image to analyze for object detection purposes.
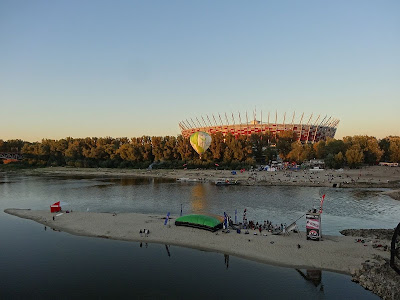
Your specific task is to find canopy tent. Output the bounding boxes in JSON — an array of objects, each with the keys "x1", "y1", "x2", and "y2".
[
  {"x1": 175, "y1": 214, "x2": 224, "y2": 232},
  {"x1": 50, "y1": 201, "x2": 61, "y2": 213}
]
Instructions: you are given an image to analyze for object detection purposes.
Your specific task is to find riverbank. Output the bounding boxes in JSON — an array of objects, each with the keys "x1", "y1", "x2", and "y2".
[
  {"x1": 4, "y1": 208, "x2": 392, "y2": 276},
  {"x1": 340, "y1": 229, "x2": 400, "y2": 300},
  {"x1": 9, "y1": 165, "x2": 400, "y2": 200}
]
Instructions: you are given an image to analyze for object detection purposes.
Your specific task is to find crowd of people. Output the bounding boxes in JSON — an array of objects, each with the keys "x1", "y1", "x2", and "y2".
[{"x1": 231, "y1": 209, "x2": 288, "y2": 235}]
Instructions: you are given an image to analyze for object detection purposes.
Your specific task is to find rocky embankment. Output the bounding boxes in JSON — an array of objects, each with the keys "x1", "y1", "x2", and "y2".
[
  {"x1": 382, "y1": 189, "x2": 400, "y2": 201},
  {"x1": 340, "y1": 229, "x2": 399, "y2": 300},
  {"x1": 340, "y1": 229, "x2": 395, "y2": 241}
]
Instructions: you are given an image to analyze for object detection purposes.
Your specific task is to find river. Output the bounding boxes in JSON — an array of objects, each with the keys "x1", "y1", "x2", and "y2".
[{"x1": 2, "y1": 173, "x2": 397, "y2": 299}]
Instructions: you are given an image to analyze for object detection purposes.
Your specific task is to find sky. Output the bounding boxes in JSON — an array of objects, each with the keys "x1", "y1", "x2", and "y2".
[{"x1": 1, "y1": 0, "x2": 399, "y2": 142}]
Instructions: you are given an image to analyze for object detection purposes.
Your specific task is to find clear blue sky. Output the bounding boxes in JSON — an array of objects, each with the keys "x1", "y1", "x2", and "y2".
[{"x1": 1, "y1": 0, "x2": 399, "y2": 141}]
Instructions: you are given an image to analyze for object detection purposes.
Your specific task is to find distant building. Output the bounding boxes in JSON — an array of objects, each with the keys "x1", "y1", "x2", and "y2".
[
  {"x1": 179, "y1": 111, "x2": 339, "y2": 143},
  {"x1": 379, "y1": 162, "x2": 399, "y2": 167},
  {"x1": 302, "y1": 159, "x2": 325, "y2": 169}
]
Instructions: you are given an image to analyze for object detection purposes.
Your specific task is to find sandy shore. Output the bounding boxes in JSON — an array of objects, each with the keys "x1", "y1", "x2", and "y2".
[{"x1": 4, "y1": 208, "x2": 392, "y2": 275}]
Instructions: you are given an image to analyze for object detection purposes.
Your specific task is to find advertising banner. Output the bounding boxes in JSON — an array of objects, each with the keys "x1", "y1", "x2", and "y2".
[{"x1": 306, "y1": 213, "x2": 321, "y2": 240}]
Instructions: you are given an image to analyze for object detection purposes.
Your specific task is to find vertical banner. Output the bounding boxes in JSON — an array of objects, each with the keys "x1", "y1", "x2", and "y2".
[
  {"x1": 306, "y1": 213, "x2": 321, "y2": 240},
  {"x1": 164, "y1": 212, "x2": 170, "y2": 226},
  {"x1": 235, "y1": 209, "x2": 237, "y2": 224},
  {"x1": 319, "y1": 194, "x2": 326, "y2": 213}
]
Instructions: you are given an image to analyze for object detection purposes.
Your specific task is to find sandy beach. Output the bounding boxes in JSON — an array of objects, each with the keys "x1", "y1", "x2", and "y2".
[{"x1": 4, "y1": 208, "x2": 392, "y2": 275}]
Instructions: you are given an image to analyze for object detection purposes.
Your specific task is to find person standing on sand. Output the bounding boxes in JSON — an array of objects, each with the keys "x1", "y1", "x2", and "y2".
[{"x1": 52, "y1": 216, "x2": 55, "y2": 221}]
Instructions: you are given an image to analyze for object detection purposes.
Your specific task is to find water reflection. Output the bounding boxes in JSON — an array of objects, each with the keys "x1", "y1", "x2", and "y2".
[
  {"x1": 190, "y1": 184, "x2": 208, "y2": 212},
  {"x1": 296, "y1": 269, "x2": 324, "y2": 291},
  {"x1": 224, "y1": 254, "x2": 229, "y2": 269},
  {"x1": 105, "y1": 177, "x2": 174, "y2": 186},
  {"x1": 165, "y1": 245, "x2": 171, "y2": 257}
]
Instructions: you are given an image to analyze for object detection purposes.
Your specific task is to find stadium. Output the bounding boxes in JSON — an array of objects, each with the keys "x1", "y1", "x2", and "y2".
[{"x1": 179, "y1": 111, "x2": 339, "y2": 143}]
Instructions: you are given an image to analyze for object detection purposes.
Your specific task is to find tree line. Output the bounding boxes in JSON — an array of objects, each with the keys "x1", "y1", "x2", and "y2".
[{"x1": 0, "y1": 133, "x2": 399, "y2": 169}]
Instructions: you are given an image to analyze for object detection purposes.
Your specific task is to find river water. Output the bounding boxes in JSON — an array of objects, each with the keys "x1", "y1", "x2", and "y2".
[{"x1": 2, "y1": 173, "x2": 398, "y2": 299}]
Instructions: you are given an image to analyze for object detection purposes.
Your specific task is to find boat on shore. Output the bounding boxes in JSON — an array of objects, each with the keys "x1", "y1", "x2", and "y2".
[
  {"x1": 215, "y1": 179, "x2": 239, "y2": 186},
  {"x1": 176, "y1": 178, "x2": 199, "y2": 182}
]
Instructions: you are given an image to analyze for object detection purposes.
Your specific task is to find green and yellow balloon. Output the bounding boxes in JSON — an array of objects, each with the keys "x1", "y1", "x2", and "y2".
[{"x1": 190, "y1": 131, "x2": 212, "y2": 157}]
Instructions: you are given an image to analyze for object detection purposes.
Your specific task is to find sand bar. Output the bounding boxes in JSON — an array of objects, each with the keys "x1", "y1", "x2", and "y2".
[{"x1": 4, "y1": 208, "x2": 391, "y2": 275}]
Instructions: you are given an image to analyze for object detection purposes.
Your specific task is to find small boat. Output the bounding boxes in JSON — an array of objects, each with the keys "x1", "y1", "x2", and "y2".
[
  {"x1": 177, "y1": 178, "x2": 198, "y2": 182},
  {"x1": 215, "y1": 179, "x2": 239, "y2": 186}
]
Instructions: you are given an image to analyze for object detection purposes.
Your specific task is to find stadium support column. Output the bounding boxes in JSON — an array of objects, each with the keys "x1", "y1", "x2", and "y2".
[
  {"x1": 212, "y1": 114, "x2": 219, "y2": 134},
  {"x1": 206, "y1": 115, "x2": 213, "y2": 127},
  {"x1": 267, "y1": 112, "x2": 270, "y2": 142},
  {"x1": 190, "y1": 118, "x2": 197, "y2": 129},
  {"x1": 253, "y1": 109, "x2": 256, "y2": 134},
  {"x1": 196, "y1": 117, "x2": 203, "y2": 130},
  {"x1": 307, "y1": 115, "x2": 320, "y2": 143},
  {"x1": 291, "y1": 112, "x2": 296, "y2": 131},
  {"x1": 298, "y1": 113, "x2": 304, "y2": 142},
  {"x1": 246, "y1": 111, "x2": 249, "y2": 136},
  {"x1": 238, "y1": 112, "x2": 242, "y2": 137},
  {"x1": 305, "y1": 113, "x2": 313, "y2": 143},
  {"x1": 201, "y1": 116, "x2": 208, "y2": 128},
  {"x1": 321, "y1": 116, "x2": 332, "y2": 141},
  {"x1": 224, "y1": 113, "x2": 230, "y2": 136},
  {"x1": 231, "y1": 112, "x2": 236, "y2": 137},
  {"x1": 283, "y1": 112, "x2": 286, "y2": 131},
  {"x1": 218, "y1": 113, "x2": 224, "y2": 134},
  {"x1": 312, "y1": 115, "x2": 326, "y2": 143}
]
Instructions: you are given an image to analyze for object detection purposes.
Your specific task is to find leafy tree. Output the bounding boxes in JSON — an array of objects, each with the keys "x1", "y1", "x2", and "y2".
[
  {"x1": 343, "y1": 135, "x2": 383, "y2": 165},
  {"x1": 116, "y1": 144, "x2": 135, "y2": 161},
  {"x1": 345, "y1": 145, "x2": 364, "y2": 168},
  {"x1": 176, "y1": 135, "x2": 194, "y2": 161},
  {"x1": 222, "y1": 135, "x2": 235, "y2": 163},
  {"x1": 0, "y1": 140, "x2": 5, "y2": 152},
  {"x1": 250, "y1": 133, "x2": 268, "y2": 164},
  {"x1": 379, "y1": 138, "x2": 391, "y2": 162},
  {"x1": 65, "y1": 140, "x2": 83, "y2": 162},
  {"x1": 276, "y1": 130, "x2": 296, "y2": 160},
  {"x1": 163, "y1": 136, "x2": 178, "y2": 161},
  {"x1": 325, "y1": 138, "x2": 346, "y2": 157},
  {"x1": 151, "y1": 136, "x2": 164, "y2": 161},
  {"x1": 209, "y1": 132, "x2": 225, "y2": 161},
  {"x1": 313, "y1": 140, "x2": 326, "y2": 159},
  {"x1": 389, "y1": 137, "x2": 400, "y2": 162},
  {"x1": 334, "y1": 152, "x2": 345, "y2": 168}
]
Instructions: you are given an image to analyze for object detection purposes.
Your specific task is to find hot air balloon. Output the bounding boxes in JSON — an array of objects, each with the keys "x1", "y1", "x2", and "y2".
[{"x1": 190, "y1": 131, "x2": 212, "y2": 157}]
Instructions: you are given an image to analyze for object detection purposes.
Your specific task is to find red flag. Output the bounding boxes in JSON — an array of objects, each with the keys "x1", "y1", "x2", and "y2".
[
  {"x1": 319, "y1": 194, "x2": 326, "y2": 213},
  {"x1": 215, "y1": 163, "x2": 220, "y2": 167}
]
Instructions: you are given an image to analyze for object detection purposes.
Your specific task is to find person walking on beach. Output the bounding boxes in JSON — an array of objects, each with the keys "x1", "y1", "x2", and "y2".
[{"x1": 52, "y1": 216, "x2": 55, "y2": 221}]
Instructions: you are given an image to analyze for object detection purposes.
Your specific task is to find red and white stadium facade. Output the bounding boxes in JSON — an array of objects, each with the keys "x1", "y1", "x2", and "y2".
[{"x1": 179, "y1": 112, "x2": 339, "y2": 143}]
